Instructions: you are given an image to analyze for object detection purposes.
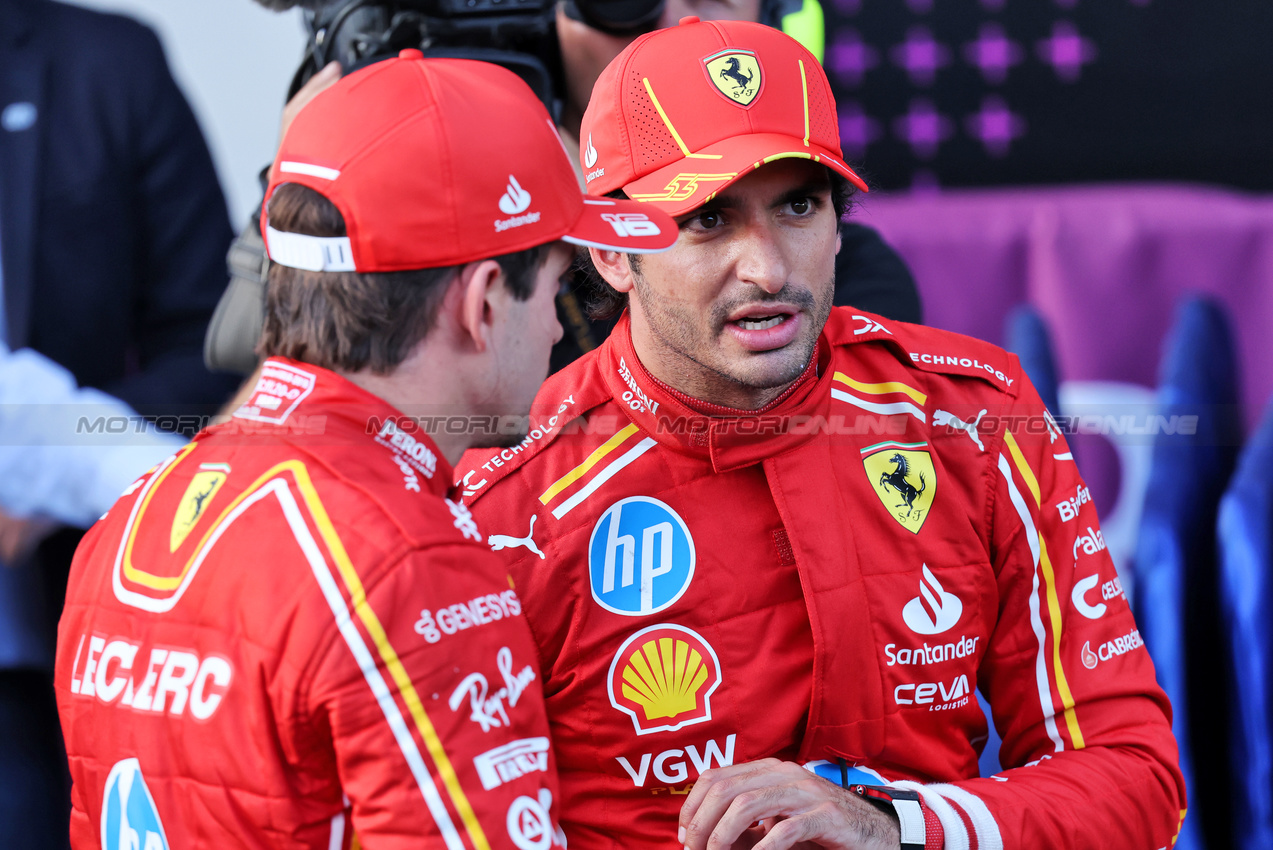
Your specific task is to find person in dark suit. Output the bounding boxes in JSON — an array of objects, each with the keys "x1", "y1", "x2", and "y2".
[{"x1": 0, "y1": 0, "x2": 239, "y2": 844}]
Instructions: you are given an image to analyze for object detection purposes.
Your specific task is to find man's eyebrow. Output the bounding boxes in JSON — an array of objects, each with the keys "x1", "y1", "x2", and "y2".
[
  {"x1": 773, "y1": 181, "x2": 833, "y2": 207},
  {"x1": 676, "y1": 180, "x2": 834, "y2": 223}
]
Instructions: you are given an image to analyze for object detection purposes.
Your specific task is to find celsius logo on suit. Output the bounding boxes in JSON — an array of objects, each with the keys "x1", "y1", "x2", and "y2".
[
  {"x1": 101, "y1": 758, "x2": 169, "y2": 850},
  {"x1": 589, "y1": 497, "x2": 695, "y2": 616}
]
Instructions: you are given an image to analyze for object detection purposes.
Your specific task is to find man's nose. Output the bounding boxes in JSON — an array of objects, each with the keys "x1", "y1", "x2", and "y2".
[{"x1": 733, "y1": 221, "x2": 790, "y2": 294}]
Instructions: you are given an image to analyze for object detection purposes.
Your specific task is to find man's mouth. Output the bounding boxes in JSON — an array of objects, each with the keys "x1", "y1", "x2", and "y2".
[
  {"x1": 725, "y1": 306, "x2": 802, "y2": 352},
  {"x1": 735, "y1": 315, "x2": 785, "y2": 331}
]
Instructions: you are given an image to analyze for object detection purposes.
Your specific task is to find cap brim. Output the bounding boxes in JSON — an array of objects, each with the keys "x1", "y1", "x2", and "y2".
[
  {"x1": 621, "y1": 133, "x2": 869, "y2": 217},
  {"x1": 561, "y1": 196, "x2": 679, "y2": 253}
]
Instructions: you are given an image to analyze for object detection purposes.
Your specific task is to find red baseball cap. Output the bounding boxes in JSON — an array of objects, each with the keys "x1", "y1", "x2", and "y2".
[
  {"x1": 579, "y1": 18, "x2": 868, "y2": 217},
  {"x1": 262, "y1": 51, "x2": 676, "y2": 273}
]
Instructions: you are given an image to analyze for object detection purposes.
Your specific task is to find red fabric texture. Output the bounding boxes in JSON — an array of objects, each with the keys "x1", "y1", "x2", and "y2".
[{"x1": 921, "y1": 799, "x2": 945, "y2": 850}]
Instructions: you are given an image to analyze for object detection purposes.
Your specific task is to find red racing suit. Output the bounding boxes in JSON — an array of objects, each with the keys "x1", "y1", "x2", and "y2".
[
  {"x1": 458, "y1": 309, "x2": 1186, "y2": 849},
  {"x1": 56, "y1": 358, "x2": 565, "y2": 850}
]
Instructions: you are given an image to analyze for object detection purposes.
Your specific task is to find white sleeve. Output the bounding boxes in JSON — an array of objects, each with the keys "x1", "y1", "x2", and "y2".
[{"x1": 0, "y1": 343, "x2": 182, "y2": 527}]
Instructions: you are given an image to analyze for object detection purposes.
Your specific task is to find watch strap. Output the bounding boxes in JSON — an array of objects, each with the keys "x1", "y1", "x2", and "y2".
[{"x1": 851, "y1": 784, "x2": 926, "y2": 850}]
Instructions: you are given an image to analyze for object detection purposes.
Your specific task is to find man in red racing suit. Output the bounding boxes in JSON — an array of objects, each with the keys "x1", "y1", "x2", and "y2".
[
  {"x1": 458, "y1": 18, "x2": 1186, "y2": 850},
  {"x1": 54, "y1": 52, "x2": 677, "y2": 848},
  {"x1": 58, "y1": 362, "x2": 563, "y2": 849}
]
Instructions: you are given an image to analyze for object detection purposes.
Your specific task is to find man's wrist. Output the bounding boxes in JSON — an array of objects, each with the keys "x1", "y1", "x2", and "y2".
[{"x1": 850, "y1": 785, "x2": 938, "y2": 850}]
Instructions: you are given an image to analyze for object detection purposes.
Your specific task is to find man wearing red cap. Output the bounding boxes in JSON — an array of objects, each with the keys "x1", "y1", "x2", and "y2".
[
  {"x1": 53, "y1": 53, "x2": 675, "y2": 848},
  {"x1": 459, "y1": 19, "x2": 1185, "y2": 850}
]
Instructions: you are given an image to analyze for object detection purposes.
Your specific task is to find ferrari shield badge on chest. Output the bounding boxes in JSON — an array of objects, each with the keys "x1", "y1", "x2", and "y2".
[
  {"x1": 861, "y1": 441, "x2": 936, "y2": 534},
  {"x1": 703, "y1": 49, "x2": 763, "y2": 107}
]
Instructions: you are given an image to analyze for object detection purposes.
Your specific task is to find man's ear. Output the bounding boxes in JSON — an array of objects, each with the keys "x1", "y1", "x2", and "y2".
[
  {"x1": 589, "y1": 247, "x2": 638, "y2": 294},
  {"x1": 454, "y1": 258, "x2": 504, "y2": 353}
]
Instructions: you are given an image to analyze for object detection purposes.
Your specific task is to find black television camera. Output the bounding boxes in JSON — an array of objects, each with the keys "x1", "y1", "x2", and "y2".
[{"x1": 285, "y1": 0, "x2": 679, "y2": 123}]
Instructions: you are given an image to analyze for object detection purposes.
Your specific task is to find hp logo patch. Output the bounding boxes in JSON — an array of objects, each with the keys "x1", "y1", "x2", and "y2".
[
  {"x1": 101, "y1": 758, "x2": 169, "y2": 850},
  {"x1": 589, "y1": 496, "x2": 695, "y2": 616}
]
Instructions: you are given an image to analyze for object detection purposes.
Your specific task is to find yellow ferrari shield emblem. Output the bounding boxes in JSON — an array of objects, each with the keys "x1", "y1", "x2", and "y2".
[
  {"x1": 703, "y1": 49, "x2": 762, "y2": 107},
  {"x1": 169, "y1": 464, "x2": 229, "y2": 552},
  {"x1": 861, "y1": 441, "x2": 936, "y2": 534}
]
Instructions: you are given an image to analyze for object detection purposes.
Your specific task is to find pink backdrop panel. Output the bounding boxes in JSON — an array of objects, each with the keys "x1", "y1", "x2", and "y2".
[{"x1": 855, "y1": 184, "x2": 1273, "y2": 427}]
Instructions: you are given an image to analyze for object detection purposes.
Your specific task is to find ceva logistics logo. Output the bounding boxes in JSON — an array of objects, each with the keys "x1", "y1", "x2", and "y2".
[{"x1": 589, "y1": 496, "x2": 695, "y2": 616}]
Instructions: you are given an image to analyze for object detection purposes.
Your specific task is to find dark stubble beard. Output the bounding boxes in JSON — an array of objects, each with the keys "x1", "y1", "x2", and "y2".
[{"x1": 630, "y1": 260, "x2": 835, "y2": 402}]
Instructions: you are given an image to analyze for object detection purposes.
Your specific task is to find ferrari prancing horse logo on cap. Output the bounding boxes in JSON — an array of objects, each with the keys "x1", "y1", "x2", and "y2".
[{"x1": 703, "y1": 49, "x2": 763, "y2": 107}]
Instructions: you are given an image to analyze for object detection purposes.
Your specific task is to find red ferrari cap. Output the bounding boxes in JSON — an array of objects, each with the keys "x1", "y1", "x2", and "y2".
[
  {"x1": 263, "y1": 50, "x2": 676, "y2": 273},
  {"x1": 579, "y1": 17, "x2": 868, "y2": 217}
]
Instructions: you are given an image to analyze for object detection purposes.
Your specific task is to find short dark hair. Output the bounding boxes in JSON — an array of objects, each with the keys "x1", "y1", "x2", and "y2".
[
  {"x1": 259, "y1": 183, "x2": 545, "y2": 373},
  {"x1": 580, "y1": 169, "x2": 858, "y2": 320}
]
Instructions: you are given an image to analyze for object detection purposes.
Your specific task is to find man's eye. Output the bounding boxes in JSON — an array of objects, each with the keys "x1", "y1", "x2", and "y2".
[
  {"x1": 790, "y1": 198, "x2": 811, "y2": 214},
  {"x1": 695, "y1": 211, "x2": 723, "y2": 229}
]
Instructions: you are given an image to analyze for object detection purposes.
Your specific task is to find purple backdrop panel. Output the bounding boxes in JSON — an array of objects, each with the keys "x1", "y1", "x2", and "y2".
[{"x1": 854, "y1": 184, "x2": 1273, "y2": 427}]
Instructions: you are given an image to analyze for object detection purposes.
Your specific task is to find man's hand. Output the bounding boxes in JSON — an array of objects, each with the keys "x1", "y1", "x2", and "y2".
[
  {"x1": 279, "y1": 60, "x2": 342, "y2": 143},
  {"x1": 0, "y1": 508, "x2": 56, "y2": 566},
  {"x1": 679, "y1": 759, "x2": 901, "y2": 850}
]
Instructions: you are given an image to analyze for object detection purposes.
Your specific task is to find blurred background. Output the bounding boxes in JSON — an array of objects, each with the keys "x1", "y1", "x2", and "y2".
[{"x1": 3, "y1": 0, "x2": 1271, "y2": 847}]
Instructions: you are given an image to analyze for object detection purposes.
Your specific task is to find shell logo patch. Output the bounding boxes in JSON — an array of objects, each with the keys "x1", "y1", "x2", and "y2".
[
  {"x1": 861, "y1": 441, "x2": 936, "y2": 534},
  {"x1": 101, "y1": 758, "x2": 169, "y2": 850},
  {"x1": 608, "y1": 623, "x2": 721, "y2": 735},
  {"x1": 703, "y1": 49, "x2": 763, "y2": 107},
  {"x1": 169, "y1": 464, "x2": 230, "y2": 552}
]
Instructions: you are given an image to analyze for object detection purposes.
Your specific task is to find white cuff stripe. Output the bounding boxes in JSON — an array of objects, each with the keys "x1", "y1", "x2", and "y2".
[
  {"x1": 893, "y1": 781, "x2": 969, "y2": 850},
  {"x1": 929, "y1": 784, "x2": 1003, "y2": 850},
  {"x1": 266, "y1": 226, "x2": 356, "y2": 272}
]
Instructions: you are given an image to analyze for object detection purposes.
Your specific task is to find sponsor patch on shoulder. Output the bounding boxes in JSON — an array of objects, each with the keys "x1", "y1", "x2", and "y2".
[
  {"x1": 907, "y1": 350, "x2": 1015, "y2": 391},
  {"x1": 234, "y1": 362, "x2": 316, "y2": 424}
]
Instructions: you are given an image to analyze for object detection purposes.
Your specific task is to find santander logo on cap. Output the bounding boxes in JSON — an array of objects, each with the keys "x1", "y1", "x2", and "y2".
[
  {"x1": 499, "y1": 175, "x2": 532, "y2": 215},
  {"x1": 583, "y1": 134, "x2": 599, "y2": 169}
]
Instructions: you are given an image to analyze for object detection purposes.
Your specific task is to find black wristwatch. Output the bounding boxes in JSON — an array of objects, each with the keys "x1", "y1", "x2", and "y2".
[{"x1": 850, "y1": 784, "x2": 925, "y2": 850}]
